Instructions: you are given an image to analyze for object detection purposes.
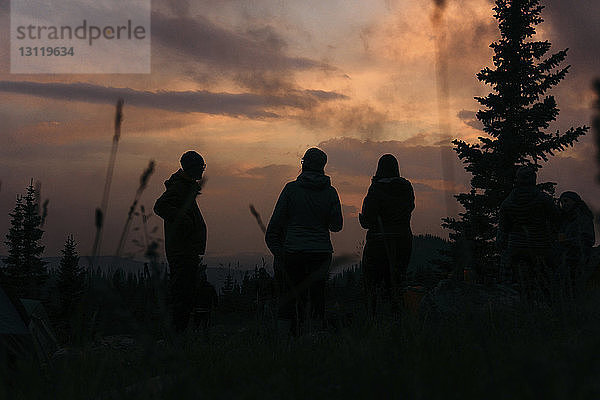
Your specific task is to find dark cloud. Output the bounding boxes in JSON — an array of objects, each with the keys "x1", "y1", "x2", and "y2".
[
  {"x1": 149, "y1": 8, "x2": 341, "y2": 100},
  {"x1": 242, "y1": 164, "x2": 297, "y2": 180},
  {"x1": 412, "y1": 182, "x2": 437, "y2": 192},
  {"x1": 151, "y1": 11, "x2": 330, "y2": 76},
  {"x1": 457, "y1": 109, "x2": 484, "y2": 130},
  {"x1": 0, "y1": 80, "x2": 347, "y2": 118},
  {"x1": 297, "y1": 103, "x2": 388, "y2": 139}
]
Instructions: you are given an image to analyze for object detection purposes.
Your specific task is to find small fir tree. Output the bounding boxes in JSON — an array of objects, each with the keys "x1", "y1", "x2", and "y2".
[
  {"x1": 21, "y1": 180, "x2": 47, "y2": 297},
  {"x1": 3, "y1": 181, "x2": 47, "y2": 298},
  {"x1": 3, "y1": 196, "x2": 25, "y2": 296},
  {"x1": 57, "y1": 235, "x2": 86, "y2": 316}
]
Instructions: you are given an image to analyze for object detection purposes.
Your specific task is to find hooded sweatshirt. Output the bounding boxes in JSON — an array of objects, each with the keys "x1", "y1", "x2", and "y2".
[
  {"x1": 559, "y1": 204, "x2": 595, "y2": 260},
  {"x1": 153, "y1": 169, "x2": 206, "y2": 259},
  {"x1": 265, "y1": 170, "x2": 343, "y2": 254},
  {"x1": 359, "y1": 176, "x2": 415, "y2": 240},
  {"x1": 498, "y1": 185, "x2": 558, "y2": 250}
]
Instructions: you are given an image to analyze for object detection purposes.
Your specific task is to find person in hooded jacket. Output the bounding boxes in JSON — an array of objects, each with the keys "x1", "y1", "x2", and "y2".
[
  {"x1": 497, "y1": 166, "x2": 559, "y2": 302},
  {"x1": 557, "y1": 191, "x2": 595, "y2": 293},
  {"x1": 265, "y1": 148, "x2": 343, "y2": 334},
  {"x1": 359, "y1": 154, "x2": 415, "y2": 316},
  {"x1": 154, "y1": 151, "x2": 207, "y2": 333}
]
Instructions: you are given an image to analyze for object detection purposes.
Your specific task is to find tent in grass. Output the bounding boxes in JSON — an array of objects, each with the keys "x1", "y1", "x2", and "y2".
[
  {"x1": 0, "y1": 284, "x2": 58, "y2": 365},
  {"x1": 19, "y1": 299, "x2": 58, "y2": 363},
  {"x1": 0, "y1": 284, "x2": 34, "y2": 362}
]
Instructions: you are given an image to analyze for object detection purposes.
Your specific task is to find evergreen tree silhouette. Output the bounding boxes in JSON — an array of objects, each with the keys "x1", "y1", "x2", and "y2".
[
  {"x1": 3, "y1": 181, "x2": 47, "y2": 298},
  {"x1": 442, "y1": 0, "x2": 588, "y2": 278},
  {"x1": 57, "y1": 234, "x2": 86, "y2": 316},
  {"x1": 21, "y1": 181, "x2": 47, "y2": 297},
  {"x1": 3, "y1": 195, "x2": 25, "y2": 296}
]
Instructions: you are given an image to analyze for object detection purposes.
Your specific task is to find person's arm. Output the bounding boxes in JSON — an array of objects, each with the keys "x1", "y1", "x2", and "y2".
[
  {"x1": 329, "y1": 187, "x2": 343, "y2": 232},
  {"x1": 407, "y1": 181, "x2": 415, "y2": 213},
  {"x1": 154, "y1": 183, "x2": 195, "y2": 233},
  {"x1": 359, "y1": 186, "x2": 378, "y2": 230},
  {"x1": 265, "y1": 186, "x2": 289, "y2": 256},
  {"x1": 580, "y1": 213, "x2": 596, "y2": 249},
  {"x1": 542, "y1": 194, "x2": 561, "y2": 240},
  {"x1": 153, "y1": 185, "x2": 181, "y2": 222}
]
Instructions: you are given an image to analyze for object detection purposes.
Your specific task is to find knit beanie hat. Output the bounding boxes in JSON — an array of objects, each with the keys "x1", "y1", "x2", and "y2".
[
  {"x1": 301, "y1": 148, "x2": 327, "y2": 173},
  {"x1": 515, "y1": 166, "x2": 536, "y2": 186},
  {"x1": 180, "y1": 151, "x2": 205, "y2": 179}
]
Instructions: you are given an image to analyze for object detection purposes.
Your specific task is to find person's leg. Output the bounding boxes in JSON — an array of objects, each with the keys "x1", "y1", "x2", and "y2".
[
  {"x1": 295, "y1": 254, "x2": 312, "y2": 334},
  {"x1": 393, "y1": 235, "x2": 412, "y2": 312},
  {"x1": 362, "y1": 241, "x2": 378, "y2": 318},
  {"x1": 538, "y1": 249, "x2": 556, "y2": 304},
  {"x1": 307, "y1": 253, "x2": 331, "y2": 327},
  {"x1": 279, "y1": 253, "x2": 303, "y2": 335},
  {"x1": 365, "y1": 240, "x2": 389, "y2": 317},
  {"x1": 511, "y1": 250, "x2": 532, "y2": 303},
  {"x1": 169, "y1": 255, "x2": 199, "y2": 333}
]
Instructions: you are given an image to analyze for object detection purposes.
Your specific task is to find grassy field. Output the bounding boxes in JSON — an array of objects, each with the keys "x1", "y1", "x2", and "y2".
[{"x1": 3, "y1": 285, "x2": 600, "y2": 400}]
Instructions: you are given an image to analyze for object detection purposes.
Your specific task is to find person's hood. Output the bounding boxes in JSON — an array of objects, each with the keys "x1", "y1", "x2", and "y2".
[
  {"x1": 165, "y1": 169, "x2": 199, "y2": 192},
  {"x1": 509, "y1": 185, "x2": 540, "y2": 205},
  {"x1": 296, "y1": 171, "x2": 331, "y2": 190},
  {"x1": 370, "y1": 176, "x2": 411, "y2": 198}
]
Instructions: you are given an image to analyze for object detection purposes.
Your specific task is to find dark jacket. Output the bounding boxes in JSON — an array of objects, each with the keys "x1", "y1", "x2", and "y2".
[
  {"x1": 359, "y1": 177, "x2": 414, "y2": 241},
  {"x1": 497, "y1": 186, "x2": 558, "y2": 250},
  {"x1": 559, "y1": 207, "x2": 595, "y2": 260},
  {"x1": 265, "y1": 171, "x2": 343, "y2": 255},
  {"x1": 153, "y1": 169, "x2": 206, "y2": 260}
]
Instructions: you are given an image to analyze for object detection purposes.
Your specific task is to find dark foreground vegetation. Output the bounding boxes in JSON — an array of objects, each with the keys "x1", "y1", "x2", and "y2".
[{"x1": 2, "y1": 254, "x2": 600, "y2": 399}]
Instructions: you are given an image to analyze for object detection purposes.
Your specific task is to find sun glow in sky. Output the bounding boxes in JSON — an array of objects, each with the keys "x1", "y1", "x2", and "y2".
[{"x1": 0, "y1": 0, "x2": 598, "y2": 262}]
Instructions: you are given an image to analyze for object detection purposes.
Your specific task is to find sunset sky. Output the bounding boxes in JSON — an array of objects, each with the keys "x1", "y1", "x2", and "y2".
[{"x1": 0, "y1": 0, "x2": 598, "y2": 263}]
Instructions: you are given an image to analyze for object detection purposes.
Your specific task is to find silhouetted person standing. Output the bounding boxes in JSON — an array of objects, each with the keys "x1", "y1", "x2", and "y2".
[
  {"x1": 266, "y1": 148, "x2": 343, "y2": 334},
  {"x1": 359, "y1": 154, "x2": 414, "y2": 317},
  {"x1": 497, "y1": 166, "x2": 558, "y2": 302},
  {"x1": 154, "y1": 151, "x2": 207, "y2": 333},
  {"x1": 557, "y1": 191, "x2": 595, "y2": 294}
]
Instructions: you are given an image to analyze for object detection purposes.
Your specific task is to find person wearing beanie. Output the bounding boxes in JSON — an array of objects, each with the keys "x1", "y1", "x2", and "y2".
[
  {"x1": 557, "y1": 191, "x2": 595, "y2": 294},
  {"x1": 154, "y1": 150, "x2": 208, "y2": 333},
  {"x1": 358, "y1": 154, "x2": 414, "y2": 317},
  {"x1": 497, "y1": 165, "x2": 559, "y2": 302},
  {"x1": 265, "y1": 147, "x2": 343, "y2": 335}
]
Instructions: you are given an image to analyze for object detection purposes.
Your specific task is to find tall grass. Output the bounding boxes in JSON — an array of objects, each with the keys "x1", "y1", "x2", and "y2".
[
  {"x1": 91, "y1": 99, "x2": 124, "y2": 266},
  {"x1": 115, "y1": 160, "x2": 155, "y2": 257},
  {"x1": 3, "y1": 285, "x2": 600, "y2": 399}
]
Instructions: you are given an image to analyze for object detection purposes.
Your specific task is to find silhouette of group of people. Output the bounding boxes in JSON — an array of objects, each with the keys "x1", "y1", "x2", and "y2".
[
  {"x1": 497, "y1": 166, "x2": 595, "y2": 303},
  {"x1": 153, "y1": 149, "x2": 415, "y2": 333},
  {"x1": 153, "y1": 150, "x2": 594, "y2": 333}
]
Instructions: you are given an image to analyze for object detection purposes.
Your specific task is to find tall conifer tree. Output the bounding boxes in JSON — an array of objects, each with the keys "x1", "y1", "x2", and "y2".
[{"x1": 443, "y1": 0, "x2": 588, "y2": 275}]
